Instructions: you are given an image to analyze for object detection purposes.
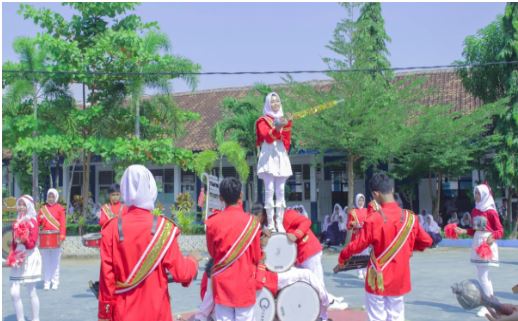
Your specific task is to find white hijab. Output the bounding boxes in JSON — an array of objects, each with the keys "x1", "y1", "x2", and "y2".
[
  {"x1": 120, "y1": 165, "x2": 157, "y2": 211},
  {"x1": 331, "y1": 203, "x2": 342, "y2": 222},
  {"x1": 461, "y1": 212, "x2": 471, "y2": 225},
  {"x1": 263, "y1": 92, "x2": 284, "y2": 118},
  {"x1": 47, "y1": 188, "x2": 59, "y2": 204},
  {"x1": 423, "y1": 214, "x2": 440, "y2": 234},
  {"x1": 16, "y1": 195, "x2": 37, "y2": 225},
  {"x1": 338, "y1": 206, "x2": 347, "y2": 231},
  {"x1": 322, "y1": 214, "x2": 330, "y2": 232},
  {"x1": 355, "y1": 193, "x2": 365, "y2": 209},
  {"x1": 474, "y1": 184, "x2": 496, "y2": 212}
]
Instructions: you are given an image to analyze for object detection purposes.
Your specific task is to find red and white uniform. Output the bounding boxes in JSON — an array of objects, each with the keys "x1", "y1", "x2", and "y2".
[
  {"x1": 37, "y1": 189, "x2": 66, "y2": 289},
  {"x1": 98, "y1": 206, "x2": 198, "y2": 321},
  {"x1": 338, "y1": 202, "x2": 432, "y2": 321},
  {"x1": 206, "y1": 205, "x2": 262, "y2": 319},
  {"x1": 98, "y1": 202, "x2": 127, "y2": 227},
  {"x1": 347, "y1": 196, "x2": 370, "y2": 279},
  {"x1": 256, "y1": 92, "x2": 293, "y2": 233}
]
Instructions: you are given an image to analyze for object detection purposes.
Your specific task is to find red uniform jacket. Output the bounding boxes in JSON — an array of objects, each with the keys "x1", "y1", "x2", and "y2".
[
  {"x1": 256, "y1": 115, "x2": 292, "y2": 152},
  {"x1": 283, "y1": 209, "x2": 322, "y2": 265},
  {"x1": 467, "y1": 208, "x2": 504, "y2": 239},
  {"x1": 99, "y1": 202, "x2": 128, "y2": 227},
  {"x1": 338, "y1": 202, "x2": 433, "y2": 296},
  {"x1": 98, "y1": 207, "x2": 198, "y2": 321},
  {"x1": 11, "y1": 218, "x2": 39, "y2": 251},
  {"x1": 255, "y1": 263, "x2": 279, "y2": 296},
  {"x1": 37, "y1": 203, "x2": 66, "y2": 241},
  {"x1": 347, "y1": 207, "x2": 369, "y2": 242},
  {"x1": 206, "y1": 205, "x2": 262, "y2": 307}
]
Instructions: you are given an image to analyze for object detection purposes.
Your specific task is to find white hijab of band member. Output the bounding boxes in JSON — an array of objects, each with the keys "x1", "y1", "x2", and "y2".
[
  {"x1": 355, "y1": 193, "x2": 366, "y2": 209},
  {"x1": 474, "y1": 184, "x2": 496, "y2": 212},
  {"x1": 263, "y1": 92, "x2": 284, "y2": 118},
  {"x1": 47, "y1": 188, "x2": 59, "y2": 205},
  {"x1": 16, "y1": 194, "x2": 37, "y2": 222},
  {"x1": 120, "y1": 164, "x2": 158, "y2": 211}
]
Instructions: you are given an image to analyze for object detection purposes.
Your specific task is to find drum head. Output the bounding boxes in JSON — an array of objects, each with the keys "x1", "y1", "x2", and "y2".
[
  {"x1": 254, "y1": 288, "x2": 276, "y2": 321},
  {"x1": 82, "y1": 233, "x2": 101, "y2": 241},
  {"x1": 276, "y1": 281, "x2": 320, "y2": 321},
  {"x1": 264, "y1": 233, "x2": 297, "y2": 273}
]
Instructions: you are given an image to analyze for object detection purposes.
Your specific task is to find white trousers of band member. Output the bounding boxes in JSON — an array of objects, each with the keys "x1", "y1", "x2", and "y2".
[
  {"x1": 476, "y1": 265, "x2": 494, "y2": 297},
  {"x1": 214, "y1": 304, "x2": 254, "y2": 321},
  {"x1": 298, "y1": 252, "x2": 325, "y2": 286},
  {"x1": 365, "y1": 293, "x2": 404, "y2": 321},
  {"x1": 10, "y1": 281, "x2": 40, "y2": 321},
  {"x1": 40, "y1": 248, "x2": 62, "y2": 286},
  {"x1": 278, "y1": 267, "x2": 330, "y2": 320},
  {"x1": 262, "y1": 174, "x2": 287, "y2": 209},
  {"x1": 195, "y1": 279, "x2": 215, "y2": 321}
]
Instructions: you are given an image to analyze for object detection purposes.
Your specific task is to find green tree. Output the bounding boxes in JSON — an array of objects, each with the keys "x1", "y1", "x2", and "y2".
[
  {"x1": 12, "y1": 3, "x2": 200, "y2": 215},
  {"x1": 288, "y1": 3, "x2": 413, "y2": 208},
  {"x1": 456, "y1": 3, "x2": 518, "y2": 237}
]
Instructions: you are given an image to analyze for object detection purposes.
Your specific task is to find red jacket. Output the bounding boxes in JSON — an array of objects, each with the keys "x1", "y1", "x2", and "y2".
[
  {"x1": 256, "y1": 115, "x2": 292, "y2": 152},
  {"x1": 255, "y1": 263, "x2": 279, "y2": 296},
  {"x1": 37, "y1": 203, "x2": 66, "y2": 241},
  {"x1": 11, "y1": 218, "x2": 39, "y2": 251},
  {"x1": 467, "y1": 208, "x2": 504, "y2": 239},
  {"x1": 283, "y1": 209, "x2": 322, "y2": 265},
  {"x1": 347, "y1": 208, "x2": 368, "y2": 230},
  {"x1": 99, "y1": 202, "x2": 128, "y2": 227},
  {"x1": 98, "y1": 207, "x2": 198, "y2": 321},
  {"x1": 206, "y1": 205, "x2": 262, "y2": 307},
  {"x1": 338, "y1": 202, "x2": 433, "y2": 296}
]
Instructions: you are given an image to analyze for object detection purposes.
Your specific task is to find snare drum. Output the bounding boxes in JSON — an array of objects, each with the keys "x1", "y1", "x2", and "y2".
[
  {"x1": 39, "y1": 230, "x2": 60, "y2": 249},
  {"x1": 264, "y1": 233, "x2": 297, "y2": 273},
  {"x1": 254, "y1": 288, "x2": 276, "y2": 321},
  {"x1": 82, "y1": 233, "x2": 102, "y2": 248},
  {"x1": 276, "y1": 281, "x2": 321, "y2": 321}
]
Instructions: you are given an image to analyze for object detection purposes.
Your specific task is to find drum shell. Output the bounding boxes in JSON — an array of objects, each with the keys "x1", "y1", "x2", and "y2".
[
  {"x1": 39, "y1": 230, "x2": 60, "y2": 249},
  {"x1": 275, "y1": 281, "x2": 321, "y2": 321},
  {"x1": 254, "y1": 288, "x2": 276, "y2": 321},
  {"x1": 82, "y1": 233, "x2": 102, "y2": 248},
  {"x1": 263, "y1": 233, "x2": 297, "y2": 273}
]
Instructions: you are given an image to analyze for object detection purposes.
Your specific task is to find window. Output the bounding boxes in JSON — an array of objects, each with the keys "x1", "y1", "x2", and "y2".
[
  {"x1": 98, "y1": 170, "x2": 115, "y2": 204},
  {"x1": 286, "y1": 165, "x2": 310, "y2": 201}
]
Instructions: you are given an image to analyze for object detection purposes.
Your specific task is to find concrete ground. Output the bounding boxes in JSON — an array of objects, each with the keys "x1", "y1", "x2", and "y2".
[{"x1": 2, "y1": 247, "x2": 517, "y2": 321}]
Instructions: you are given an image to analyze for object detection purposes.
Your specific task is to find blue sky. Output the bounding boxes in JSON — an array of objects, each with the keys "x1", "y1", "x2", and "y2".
[{"x1": 2, "y1": 2, "x2": 506, "y2": 94}]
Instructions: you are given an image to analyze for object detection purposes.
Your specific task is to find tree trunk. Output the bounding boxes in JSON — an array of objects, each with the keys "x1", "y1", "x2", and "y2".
[
  {"x1": 32, "y1": 91, "x2": 39, "y2": 202},
  {"x1": 346, "y1": 154, "x2": 355, "y2": 209},
  {"x1": 219, "y1": 157, "x2": 223, "y2": 179},
  {"x1": 81, "y1": 152, "x2": 91, "y2": 217},
  {"x1": 428, "y1": 171, "x2": 435, "y2": 216},
  {"x1": 66, "y1": 160, "x2": 78, "y2": 215},
  {"x1": 433, "y1": 172, "x2": 443, "y2": 219},
  {"x1": 509, "y1": 187, "x2": 517, "y2": 239},
  {"x1": 135, "y1": 97, "x2": 141, "y2": 138}
]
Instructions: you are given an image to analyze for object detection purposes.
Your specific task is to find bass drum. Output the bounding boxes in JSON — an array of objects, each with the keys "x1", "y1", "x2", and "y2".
[
  {"x1": 276, "y1": 281, "x2": 321, "y2": 321},
  {"x1": 263, "y1": 233, "x2": 297, "y2": 273},
  {"x1": 254, "y1": 287, "x2": 276, "y2": 321}
]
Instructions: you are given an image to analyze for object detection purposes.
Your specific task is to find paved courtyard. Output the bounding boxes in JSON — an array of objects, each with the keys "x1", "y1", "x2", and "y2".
[{"x1": 2, "y1": 247, "x2": 517, "y2": 321}]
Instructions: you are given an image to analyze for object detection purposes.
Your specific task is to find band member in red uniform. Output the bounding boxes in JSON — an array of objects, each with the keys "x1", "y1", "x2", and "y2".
[
  {"x1": 98, "y1": 165, "x2": 199, "y2": 321},
  {"x1": 456, "y1": 184, "x2": 504, "y2": 317},
  {"x1": 256, "y1": 92, "x2": 293, "y2": 233},
  {"x1": 250, "y1": 203, "x2": 346, "y2": 305},
  {"x1": 347, "y1": 193, "x2": 370, "y2": 279},
  {"x1": 37, "y1": 188, "x2": 66, "y2": 290},
  {"x1": 98, "y1": 184, "x2": 127, "y2": 227},
  {"x1": 334, "y1": 172, "x2": 433, "y2": 321},
  {"x1": 205, "y1": 177, "x2": 262, "y2": 321},
  {"x1": 9, "y1": 195, "x2": 42, "y2": 321}
]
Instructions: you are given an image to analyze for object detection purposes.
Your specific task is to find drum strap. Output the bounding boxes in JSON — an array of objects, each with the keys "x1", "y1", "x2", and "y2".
[
  {"x1": 115, "y1": 217, "x2": 177, "y2": 294},
  {"x1": 212, "y1": 216, "x2": 261, "y2": 277},
  {"x1": 367, "y1": 210, "x2": 415, "y2": 292},
  {"x1": 42, "y1": 206, "x2": 60, "y2": 230}
]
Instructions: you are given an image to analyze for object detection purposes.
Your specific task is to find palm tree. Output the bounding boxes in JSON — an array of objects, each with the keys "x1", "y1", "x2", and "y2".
[{"x1": 3, "y1": 37, "x2": 69, "y2": 202}]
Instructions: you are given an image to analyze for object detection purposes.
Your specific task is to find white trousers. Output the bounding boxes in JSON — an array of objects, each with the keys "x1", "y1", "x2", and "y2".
[
  {"x1": 278, "y1": 267, "x2": 330, "y2": 320},
  {"x1": 195, "y1": 279, "x2": 215, "y2": 321},
  {"x1": 365, "y1": 293, "x2": 404, "y2": 321},
  {"x1": 262, "y1": 174, "x2": 287, "y2": 209},
  {"x1": 298, "y1": 252, "x2": 324, "y2": 286},
  {"x1": 10, "y1": 281, "x2": 40, "y2": 321},
  {"x1": 40, "y1": 248, "x2": 62, "y2": 285},
  {"x1": 214, "y1": 304, "x2": 255, "y2": 321},
  {"x1": 476, "y1": 265, "x2": 494, "y2": 297}
]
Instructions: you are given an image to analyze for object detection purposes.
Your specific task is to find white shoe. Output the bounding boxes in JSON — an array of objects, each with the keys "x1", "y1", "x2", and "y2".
[
  {"x1": 43, "y1": 282, "x2": 50, "y2": 290},
  {"x1": 329, "y1": 301, "x2": 349, "y2": 310},
  {"x1": 358, "y1": 271, "x2": 365, "y2": 280},
  {"x1": 476, "y1": 306, "x2": 489, "y2": 318},
  {"x1": 51, "y1": 283, "x2": 59, "y2": 290},
  {"x1": 328, "y1": 293, "x2": 345, "y2": 303}
]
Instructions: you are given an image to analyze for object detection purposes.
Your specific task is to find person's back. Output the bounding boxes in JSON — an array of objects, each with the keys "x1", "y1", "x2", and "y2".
[
  {"x1": 205, "y1": 177, "x2": 262, "y2": 321},
  {"x1": 98, "y1": 165, "x2": 198, "y2": 321}
]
